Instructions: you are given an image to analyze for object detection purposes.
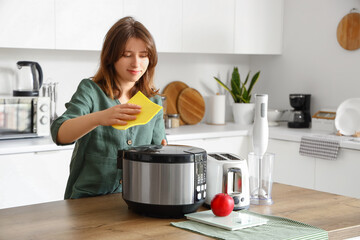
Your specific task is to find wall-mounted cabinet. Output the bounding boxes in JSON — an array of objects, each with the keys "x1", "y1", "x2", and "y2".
[
  {"x1": 182, "y1": 0, "x2": 235, "y2": 54},
  {"x1": 0, "y1": 0, "x2": 55, "y2": 49},
  {"x1": 0, "y1": 0, "x2": 283, "y2": 54},
  {"x1": 55, "y1": 0, "x2": 124, "y2": 50},
  {"x1": 124, "y1": 0, "x2": 182, "y2": 53},
  {"x1": 234, "y1": 0, "x2": 284, "y2": 54}
]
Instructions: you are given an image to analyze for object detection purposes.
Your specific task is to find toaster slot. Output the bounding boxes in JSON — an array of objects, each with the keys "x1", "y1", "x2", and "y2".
[
  {"x1": 208, "y1": 153, "x2": 226, "y2": 161},
  {"x1": 228, "y1": 169, "x2": 242, "y2": 194},
  {"x1": 221, "y1": 153, "x2": 240, "y2": 160}
]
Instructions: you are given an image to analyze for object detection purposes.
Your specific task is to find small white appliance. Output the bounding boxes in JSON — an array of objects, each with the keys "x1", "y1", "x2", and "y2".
[
  {"x1": 253, "y1": 94, "x2": 269, "y2": 157},
  {"x1": 205, "y1": 152, "x2": 250, "y2": 210},
  {"x1": 250, "y1": 94, "x2": 274, "y2": 205}
]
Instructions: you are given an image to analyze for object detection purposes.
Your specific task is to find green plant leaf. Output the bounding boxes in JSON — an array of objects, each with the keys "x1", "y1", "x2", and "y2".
[
  {"x1": 247, "y1": 71, "x2": 260, "y2": 96},
  {"x1": 231, "y1": 85, "x2": 242, "y2": 103},
  {"x1": 244, "y1": 71, "x2": 250, "y2": 86},
  {"x1": 242, "y1": 86, "x2": 249, "y2": 103},
  {"x1": 231, "y1": 67, "x2": 246, "y2": 103},
  {"x1": 213, "y1": 68, "x2": 260, "y2": 104},
  {"x1": 240, "y1": 96, "x2": 250, "y2": 103},
  {"x1": 214, "y1": 77, "x2": 230, "y2": 92},
  {"x1": 214, "y1": 76, "x2": 236, "y2": 102},
  {"x1": 231, "y1": 67, "x2": 241, "y2": 95}
]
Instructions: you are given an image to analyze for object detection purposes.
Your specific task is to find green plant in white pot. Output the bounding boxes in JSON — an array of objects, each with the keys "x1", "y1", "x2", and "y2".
[{"x1": 214, "y1": 67, "x2": 260, "y2": 125}]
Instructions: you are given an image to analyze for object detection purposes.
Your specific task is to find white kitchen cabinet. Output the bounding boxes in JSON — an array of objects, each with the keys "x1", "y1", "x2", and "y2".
[
  {"x1": 0, "y1": 149, "x2": 72, "y2": 209},
  {"x1": 123, "y1": 0, "x2": 182, "y2": 53},
  {"x1": 0, "y1": 0, "x2": 283, "y2": 54},
  {"x1": 267, "y1": 139, "x2": 316, "y2": 189},
  {"x1": 55, "y1": 0, "x2": 124, "y2": 50},
  {"x1": 182, "y1": 0, "x2": 235, "y2": 54},
  {"x1": 315, "y1": 149, "x2": 360, "y2": 199},
  {"x1": 268, "y1": 138, "x2": 360, "y2": 199},
  {"x1": 169, "y1": 136, "x2": 250, "y2": 159},
  {"x1": 0, "y1": 0, "x2": 55, "y2": 49},
  {"x1": 234, "y1": 0, "x2": 284, "y2": 54}
]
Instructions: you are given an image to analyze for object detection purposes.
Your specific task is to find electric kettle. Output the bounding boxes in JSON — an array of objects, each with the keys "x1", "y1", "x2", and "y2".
[{"x1": 14, "y1": 61, "x2": 43, "y2": 97}]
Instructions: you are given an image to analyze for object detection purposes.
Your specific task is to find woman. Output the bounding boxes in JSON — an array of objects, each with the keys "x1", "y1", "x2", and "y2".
[{"x1": 51, "y1": 16, "x2": 167, "y2": 199}]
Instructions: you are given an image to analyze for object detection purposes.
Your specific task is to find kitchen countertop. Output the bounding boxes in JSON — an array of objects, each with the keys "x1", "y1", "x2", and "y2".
[
  {"x1": 1, "y1": 122, "x2": 359, "y2": 155},
  {"x1": 0, "y1": 122, "x2": 250, "y2": 155},
  {"x1": 0, "y1": 183, "x2": 359, "y2": 240},
  {"x1": 165, "y1": 122, "x2": 250, "y2": 141},
  {"x1": 0, "y1": 136, "x2": 74, "y2": 155}
]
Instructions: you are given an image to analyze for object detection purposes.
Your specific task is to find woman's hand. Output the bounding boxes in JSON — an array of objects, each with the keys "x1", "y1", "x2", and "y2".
[
  {"x1": 57, "y1": 103, "x2": 141, "y2": 144},
  {"x1": 97, "y1": 103, "x2": 141, "y2": 126}
]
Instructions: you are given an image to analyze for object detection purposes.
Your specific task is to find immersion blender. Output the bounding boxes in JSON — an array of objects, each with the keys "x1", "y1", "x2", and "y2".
[{"x1": 252, "y1": 94, "x2": 269, "y2": 200}]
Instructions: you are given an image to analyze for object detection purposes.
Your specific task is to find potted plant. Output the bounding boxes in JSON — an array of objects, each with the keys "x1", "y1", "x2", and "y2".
[{"x1": 214, "y1": 67, "x2": 260, "y2": 125}]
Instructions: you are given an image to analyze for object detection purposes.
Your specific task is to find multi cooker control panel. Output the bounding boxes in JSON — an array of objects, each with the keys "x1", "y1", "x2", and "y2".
[{"x1": 194, "y1": 153, "x2": 206, "y2": 202}]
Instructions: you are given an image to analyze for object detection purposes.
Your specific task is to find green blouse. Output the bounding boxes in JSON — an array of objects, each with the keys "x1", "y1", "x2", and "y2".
[{"x1": 51, "y1": 79, "x2": 166, "y2": 199}]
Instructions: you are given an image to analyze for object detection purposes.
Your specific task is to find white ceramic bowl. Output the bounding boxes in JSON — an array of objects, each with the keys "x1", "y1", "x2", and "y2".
[{"x1": 268, "y1": 109, "x2": 284, "y2": 126}]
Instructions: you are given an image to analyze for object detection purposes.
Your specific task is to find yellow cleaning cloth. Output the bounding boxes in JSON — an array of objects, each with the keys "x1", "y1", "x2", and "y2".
[{"x1": 112, "y1": 91, "x2": 162, "y2": 130}]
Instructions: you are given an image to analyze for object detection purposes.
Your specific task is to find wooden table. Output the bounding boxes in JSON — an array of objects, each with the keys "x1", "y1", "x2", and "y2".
[{"x1": 1, "y1": 183, "x2": 360, "y2": 240}]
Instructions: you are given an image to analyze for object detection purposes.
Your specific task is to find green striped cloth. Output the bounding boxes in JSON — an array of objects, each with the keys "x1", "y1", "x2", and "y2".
[{"x1": 171, "y1": 210, "x2": 328, "y2": 240}]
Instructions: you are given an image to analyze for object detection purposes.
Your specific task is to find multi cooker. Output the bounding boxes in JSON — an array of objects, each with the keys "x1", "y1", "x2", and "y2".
[{"x1": 118, "y1": 145, "x2": 207, "y2": 218}]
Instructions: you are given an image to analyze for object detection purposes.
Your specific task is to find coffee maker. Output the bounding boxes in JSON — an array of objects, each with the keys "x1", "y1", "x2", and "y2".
[{"x1": 288, "y1": 94, "x2": 311, "y2": 128}]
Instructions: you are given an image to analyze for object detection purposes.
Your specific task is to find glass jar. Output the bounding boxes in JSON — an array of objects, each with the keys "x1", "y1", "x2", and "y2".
[
  {"x1": 165, "y1": 114, "x2": 180, "y2": 128},
  {"x1": 161, "y1": 95, "x2": 167, "y2": 117}
]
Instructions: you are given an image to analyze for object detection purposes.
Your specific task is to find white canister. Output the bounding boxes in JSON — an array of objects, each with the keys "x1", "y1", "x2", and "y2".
[{"x1": 207, "y1": 94, "x2": 226, "y2": 125}]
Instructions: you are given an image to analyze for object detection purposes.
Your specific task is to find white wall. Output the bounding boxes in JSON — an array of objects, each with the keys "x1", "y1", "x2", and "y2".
[
  {"x1": 251, "y1": 0, "x2": 360, "y2": 114},
  {"x1": 156, "y1": 53, "x2": 250, "y2": 121},
  {"x1": 0, "y1": 48, "x2": 249, "y2": 121}
]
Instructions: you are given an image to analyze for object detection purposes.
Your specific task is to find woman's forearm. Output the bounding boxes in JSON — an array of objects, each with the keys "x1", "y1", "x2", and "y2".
[
  {"x1": 56, "y1": 111, "x2": 101, "y2": 144},
  {"x1": 56, "y1": 103, "x2": 141, "y2": 144}
]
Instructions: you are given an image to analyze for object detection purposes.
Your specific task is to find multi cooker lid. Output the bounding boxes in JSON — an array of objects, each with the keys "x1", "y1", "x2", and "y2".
[{"x1": 119, "y1": 144, "x2": 207, "y2": 163}]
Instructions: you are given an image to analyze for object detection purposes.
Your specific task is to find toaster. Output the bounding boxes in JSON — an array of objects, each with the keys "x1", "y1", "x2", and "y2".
[{"x1": 205, "y1": 152, "x2": 250, "y2": 210}]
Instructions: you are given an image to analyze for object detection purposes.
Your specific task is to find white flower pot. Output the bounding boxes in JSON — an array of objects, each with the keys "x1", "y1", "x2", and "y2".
[{"x1": 232, "y1": 103, "x2": 255, "y2": 125}]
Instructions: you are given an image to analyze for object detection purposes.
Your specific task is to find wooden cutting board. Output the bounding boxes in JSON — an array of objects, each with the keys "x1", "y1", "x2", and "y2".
[
  {"x1": 162, "y1": 81, "x2": 189, "y2": 115},
  {"x1": 177, "y1": 88, "x2": 205, "y2": 125},
  {"x1": 337, "y1": 12, "x2": 360, "y2": 50}
]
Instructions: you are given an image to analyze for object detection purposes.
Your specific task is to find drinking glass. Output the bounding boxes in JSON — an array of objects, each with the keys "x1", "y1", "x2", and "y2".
[{"x1": 248, "y1": 152, "x2": 275, "y2": 205}]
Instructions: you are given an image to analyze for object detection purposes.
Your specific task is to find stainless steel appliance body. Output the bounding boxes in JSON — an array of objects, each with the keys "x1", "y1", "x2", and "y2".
[
  {"x1": 205, "y1": 153, "x2": 250, "y2": 210},
  {"x1": 0, "y1": 97, "x2": 50, "y2": 140},
  {"x1": 14, "y1": 61, "x2": 43, "y2": 97},
  {"x1": 118, "y1": 145, "x2": 207, "y2": 218}
]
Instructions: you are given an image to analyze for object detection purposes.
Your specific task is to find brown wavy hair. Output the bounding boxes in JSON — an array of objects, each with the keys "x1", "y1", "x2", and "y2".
[{"x1": 93, "y1": 16, "x2": 158, "y2": 99}]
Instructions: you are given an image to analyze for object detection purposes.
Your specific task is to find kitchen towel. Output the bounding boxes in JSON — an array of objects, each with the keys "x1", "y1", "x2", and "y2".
[
  {"x1": 112, "y1": 91, "x2": 162, "y2": 130},
  {"x1": 171, "y1": 210, "x2": 328, "y2": 240},
  {"x1": 299, "y1": 135, "x2": 340, "y2": 160}
]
